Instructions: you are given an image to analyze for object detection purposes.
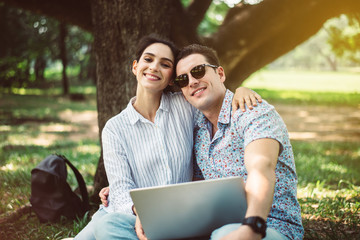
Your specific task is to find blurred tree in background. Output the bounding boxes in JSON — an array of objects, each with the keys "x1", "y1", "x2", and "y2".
[
  {"x1": 327, "y1": 13, "x2": 360, "y2": 66},
  {"x1": 0, "y1": 3, "x2": 94, "y2": 92}
]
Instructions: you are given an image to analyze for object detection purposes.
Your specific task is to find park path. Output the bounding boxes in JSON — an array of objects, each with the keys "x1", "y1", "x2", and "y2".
[{"x1": 274, "y1": 103, "x2": 360, "y2": 142}]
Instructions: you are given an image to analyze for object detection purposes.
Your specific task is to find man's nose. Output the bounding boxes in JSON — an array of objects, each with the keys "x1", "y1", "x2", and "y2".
[{"x1": 188, "y1": 75, "x2": 200, "y2": 88}]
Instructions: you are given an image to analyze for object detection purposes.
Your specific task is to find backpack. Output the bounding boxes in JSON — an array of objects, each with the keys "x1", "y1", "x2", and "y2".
[{"x1": 30, "y1": 154, "x2": 90, "y2": 222}]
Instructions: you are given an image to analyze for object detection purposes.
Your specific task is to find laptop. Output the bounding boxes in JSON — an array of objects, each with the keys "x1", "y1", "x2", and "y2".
[{"x1": 130, "y1": 176, "x2": 247, "y2": 240}]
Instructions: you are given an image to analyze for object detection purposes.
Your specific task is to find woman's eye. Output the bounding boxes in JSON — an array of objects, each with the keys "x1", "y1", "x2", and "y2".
[
  {"x1": 161, "y1": 63, "x2": 171, "y2": 68},
  {"x1": 144, "y1": 58, "x2": 152, "y2": 62}
]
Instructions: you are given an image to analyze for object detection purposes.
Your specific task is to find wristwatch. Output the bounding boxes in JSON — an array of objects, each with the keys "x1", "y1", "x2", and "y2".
[{"x1": 242, "y1": 216, "x2": 267, "y2": 238}]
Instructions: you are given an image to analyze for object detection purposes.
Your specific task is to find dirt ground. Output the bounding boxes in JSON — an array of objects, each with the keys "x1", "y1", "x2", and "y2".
[
  {"x1": 57, "y1": 103, "x2": 360, "y2": 143},
  {"x1": 274, "y1": 103, "x2": 360, "y2": 142}
]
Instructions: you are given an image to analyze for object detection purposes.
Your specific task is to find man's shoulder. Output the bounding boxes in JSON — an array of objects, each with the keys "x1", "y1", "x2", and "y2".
[{"x1": 232, "y1": 99, "x2": 275, "y2": 120}]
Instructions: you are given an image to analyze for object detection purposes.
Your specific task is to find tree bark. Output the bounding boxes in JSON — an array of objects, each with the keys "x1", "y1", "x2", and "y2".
[
  {"x1": 59, "y1": 22, "x2": 69, "y2": 95},
  {"x1": 90, "y1": 0, "x2": 185, "y2": 200}
]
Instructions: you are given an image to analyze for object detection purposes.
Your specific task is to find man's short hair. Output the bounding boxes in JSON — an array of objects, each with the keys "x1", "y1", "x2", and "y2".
[{"x1": 176, "y1": 44, "x2": 220, "y2": 66}]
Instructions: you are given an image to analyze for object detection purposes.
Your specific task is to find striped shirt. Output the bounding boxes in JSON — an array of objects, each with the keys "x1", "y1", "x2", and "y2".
[{"x1": 102, "y1": 92, "x2": 196, "y2": 214}]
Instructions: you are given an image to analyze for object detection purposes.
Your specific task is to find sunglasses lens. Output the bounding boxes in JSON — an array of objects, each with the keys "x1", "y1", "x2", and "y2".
[
  {"x1": 190, "y1": 65, "x2": 206, "y2": 79},
  {"x1": 174, "y1": 74, "x2": 189, "y2": 88}
]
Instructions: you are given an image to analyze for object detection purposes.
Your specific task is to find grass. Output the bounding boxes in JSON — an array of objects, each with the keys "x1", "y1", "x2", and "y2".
[
  {"x1": 293, "y1": 141, "x2": 360, "y2": 239},
  {"x1": 0, "y1": 90, "x2": 100, "y2": 239},
  {"x1": 1, "y1": 70, "x2": 360, "y2": 239},
  {"x1": 244, "y1": 69, "x2": 360, "y2": 93}
]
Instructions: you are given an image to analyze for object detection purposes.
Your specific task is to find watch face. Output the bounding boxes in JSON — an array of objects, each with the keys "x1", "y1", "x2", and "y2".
[
  {"x1": 243, "y1": 216, "x2": 266, "y2": 238},
  {"x1": 256, "y1": 221, "x2": 263, "y2": 229}
]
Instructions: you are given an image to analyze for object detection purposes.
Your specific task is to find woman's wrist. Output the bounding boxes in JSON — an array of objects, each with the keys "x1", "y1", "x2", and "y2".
[{"x1": 132, "y1": 205, "x2": 137, "y2": 215}]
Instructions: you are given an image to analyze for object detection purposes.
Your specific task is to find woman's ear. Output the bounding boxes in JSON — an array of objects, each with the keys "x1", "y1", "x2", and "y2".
[
  {"x1": 132, "y1": 60, "x2": 138, "y2": 76},
  {"x1": 168, "y1": 79, "x2": 174, "y2": 86}
]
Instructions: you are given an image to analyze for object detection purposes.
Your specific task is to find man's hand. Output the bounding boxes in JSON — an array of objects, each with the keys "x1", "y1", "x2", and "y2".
[
  {"x1": 220, "y1": 225, "x2": 262, "y2": 240},
  {"x1": 135, "y1": 214, "x2": 148, "y2": 240},
  {"x1": 99, "y1": 186, "x2": 109, "y2": 207},
  {"x1": 232, "y1": 87, "x2": 262, "y2": 113}
]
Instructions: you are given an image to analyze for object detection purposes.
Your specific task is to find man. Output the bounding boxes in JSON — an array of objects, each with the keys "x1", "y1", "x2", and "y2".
[{"x1": 174, "y1": 44, "x2": 304, "y2": 240}]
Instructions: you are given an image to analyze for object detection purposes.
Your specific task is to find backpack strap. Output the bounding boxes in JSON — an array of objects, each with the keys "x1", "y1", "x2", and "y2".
[{"x1": 58, "y1": 155, "x2": 90, "y2": 212}]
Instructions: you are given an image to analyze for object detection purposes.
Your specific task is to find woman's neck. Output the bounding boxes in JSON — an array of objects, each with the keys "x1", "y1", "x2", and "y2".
[{"x1": 133, "y1": 88, "x2": 162, "y2": 123}]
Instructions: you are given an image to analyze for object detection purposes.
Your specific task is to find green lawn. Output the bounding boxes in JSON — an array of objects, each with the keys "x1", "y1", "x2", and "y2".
[
  {"x1": 0, "y1": 71, "x2": 359, "y2": 239},
  {"x1": 244, "y1": 70, "x2": 360, "y2": 93}
]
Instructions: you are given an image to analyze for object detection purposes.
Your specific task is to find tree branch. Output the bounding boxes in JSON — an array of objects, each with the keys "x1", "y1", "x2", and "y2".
[
  {"x1": 170, "y1": 0, "x2": 203, "y2": 47},
  {"x1": 0, "y1": 0, "x2": 92, "y2": 31},
  {"x1": 186, "y1": 0, "x2": 212, "y2": 28},
  {"x1": 206, "y1": 0, "x2": 360, "y2": 90}
]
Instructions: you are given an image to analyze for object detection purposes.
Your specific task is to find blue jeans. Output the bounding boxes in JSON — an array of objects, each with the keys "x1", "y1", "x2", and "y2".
[
  {"x1": 94, "y1": 212, "x2": 137, "y2": 240},
  {"x1": 74, "y1": 207, "x2": 108, "y2": 240},
  {"x1": 93, "y1": 212, "x2": 209, "y2": 240},
  {"x1": 211, "y1": 223, "x2": 288, "y2": 240}
]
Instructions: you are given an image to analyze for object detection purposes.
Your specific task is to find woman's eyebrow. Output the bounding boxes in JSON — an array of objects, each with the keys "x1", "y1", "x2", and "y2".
[{"x1": 143, "y1": 52, "x2": 174, "y2": 64}]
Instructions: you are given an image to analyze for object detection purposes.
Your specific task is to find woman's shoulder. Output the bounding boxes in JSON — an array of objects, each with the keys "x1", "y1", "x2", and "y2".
[{"x1": 104, "y1": 105, "x2": 133, "y2": 130}]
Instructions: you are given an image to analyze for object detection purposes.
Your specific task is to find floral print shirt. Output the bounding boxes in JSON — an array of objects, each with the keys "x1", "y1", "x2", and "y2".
[{"x1": 193, "y1": 90, "x2": 304, "y2": 239}]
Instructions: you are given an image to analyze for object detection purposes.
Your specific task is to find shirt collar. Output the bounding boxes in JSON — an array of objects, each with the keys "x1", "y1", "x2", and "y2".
[
  {"x1": 218, "y1": 89, "x2": 233, "y2": 125},
  {"x1": 128, "y1": 93, "x2": 170, "y2": 125},
  {"x1": 195, "y1": 89, "x2": 233, "y2": 128}
]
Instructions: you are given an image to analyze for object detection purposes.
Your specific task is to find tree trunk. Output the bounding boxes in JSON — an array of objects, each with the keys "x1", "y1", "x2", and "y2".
[
  {"x1": 34, "y1": 56, "x2": 46, "y2": 82},
  {"x1": 90, "y1": 0, "x2": 180, "y2": 201},
  {"x1": 59, "y1": 22, "x2": 69, "y2": 95}
]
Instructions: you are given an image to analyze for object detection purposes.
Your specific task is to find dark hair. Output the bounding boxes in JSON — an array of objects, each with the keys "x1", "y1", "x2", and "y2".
[
  {"x1": 135, "y1": 34, "x2": 179, "y2": 92},
  {"x1": 135, "y1": 34, "x2": 179, "y2": 62},
  {"x1": 176, "y1": 44, "x2": 220, "y2": 66}
]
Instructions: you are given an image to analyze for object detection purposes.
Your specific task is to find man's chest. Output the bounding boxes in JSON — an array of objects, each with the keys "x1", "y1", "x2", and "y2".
[{"x1": 193, "y1": 126, "x2": 247, "y2": 179}]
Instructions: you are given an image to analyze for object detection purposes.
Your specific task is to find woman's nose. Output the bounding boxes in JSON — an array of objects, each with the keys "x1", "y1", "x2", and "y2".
[{"x1": 149, "y1": 62, "x2": 159, "y2": 71}]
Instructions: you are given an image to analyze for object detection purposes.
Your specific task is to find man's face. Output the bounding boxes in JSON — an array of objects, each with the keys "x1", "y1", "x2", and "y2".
[{"x1": 176, "y1": 54, "x2": 226, "y2": 112}]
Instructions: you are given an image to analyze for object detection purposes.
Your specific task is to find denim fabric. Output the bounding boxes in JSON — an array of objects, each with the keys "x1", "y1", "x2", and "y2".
[
  {"x1": 74, "y1": 207, "x2": 107, "y2": 240},
  {"x1": 94, "y1": 212, "x2": 137, "y2": 240},
  {"x1": 211, "y1": 223, "x2": 289, "y2": 240}
]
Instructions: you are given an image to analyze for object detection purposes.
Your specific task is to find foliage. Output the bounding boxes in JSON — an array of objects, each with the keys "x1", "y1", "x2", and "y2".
[
  {"x1": 268, "y1": 14, "x2": 360, "y2": 71},
  {"x1": 0, "y1": 3, "x2": 94, "y2": 89},
  {"x1": 327, "y1": 14, "x2": 360, "y2": 65},
  {"x1": 198, "y1": 1, "x2": 230, "y2": 36}
]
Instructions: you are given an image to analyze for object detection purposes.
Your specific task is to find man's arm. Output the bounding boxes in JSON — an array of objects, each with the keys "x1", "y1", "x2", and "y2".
[{"x1": 221, "y1": 138, "x2": 279, "y2": 240}]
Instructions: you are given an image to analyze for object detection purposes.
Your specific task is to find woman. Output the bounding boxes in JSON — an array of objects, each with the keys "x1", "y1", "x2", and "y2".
[{"x1": 74, "y1": 34, "x2": 261, "y2": 240}]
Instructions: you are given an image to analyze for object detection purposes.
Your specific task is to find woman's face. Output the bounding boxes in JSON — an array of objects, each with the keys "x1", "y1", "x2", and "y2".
[{"x1": 132, "y1": 43, "x2": 174, "y2": 93}]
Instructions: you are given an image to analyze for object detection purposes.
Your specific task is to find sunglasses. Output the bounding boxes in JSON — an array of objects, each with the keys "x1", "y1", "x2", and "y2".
[{"x1": 174, "y1": 64, "x2": 218, "y2": 88}]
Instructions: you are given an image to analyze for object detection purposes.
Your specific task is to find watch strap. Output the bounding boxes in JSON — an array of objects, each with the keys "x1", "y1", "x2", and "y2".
[{"x1": 242, "y1": 216, "x2": 267, "y2": 238}]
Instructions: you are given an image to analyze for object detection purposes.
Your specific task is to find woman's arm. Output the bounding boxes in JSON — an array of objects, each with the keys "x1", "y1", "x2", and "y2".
[{"x1": 102, "y1": 125, "x2": 136, "y2": 214}]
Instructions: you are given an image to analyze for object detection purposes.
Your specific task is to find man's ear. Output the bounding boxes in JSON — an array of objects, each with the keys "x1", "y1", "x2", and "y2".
[
  {"x1": 132, "y1": 60, "x2": 138, "y2": 76},
  {"x1": 217, "y1": 66, "x2": 226, "y2": 83}
]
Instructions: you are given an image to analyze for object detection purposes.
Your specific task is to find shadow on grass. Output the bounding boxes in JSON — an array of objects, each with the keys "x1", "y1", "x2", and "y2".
[
  {"x1": 303, "y1": 217, "x2": 360, "y2": 240},
  {"x1": 0, "y1": 110, "x2": 63, "y2": 125},
  {"x1": 293, "y1": 141, "x2": 360, "y2": 188}
]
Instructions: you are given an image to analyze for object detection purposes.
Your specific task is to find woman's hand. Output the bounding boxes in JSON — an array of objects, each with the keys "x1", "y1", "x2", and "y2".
[
  {"x1": 232, "y1": 87, "x2": 262, "y2": 113},
  {"x1": 99, "y1": 186, "x2": 109, "y2": 207},
  {"x1": 135, "y1": 211, "x2": 148, "y2": 240}
]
